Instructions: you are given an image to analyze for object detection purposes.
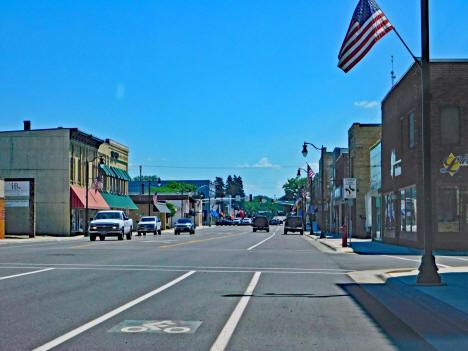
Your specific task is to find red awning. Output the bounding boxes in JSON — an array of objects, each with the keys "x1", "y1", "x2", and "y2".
[{"x1": 70, "y1": 185, "x2": 110, "y2": 210}]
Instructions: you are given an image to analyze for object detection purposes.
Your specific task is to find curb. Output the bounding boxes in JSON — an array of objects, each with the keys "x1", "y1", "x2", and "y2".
[{"x1": 306, "y1": 234, "x2": 355, "y2": 254}]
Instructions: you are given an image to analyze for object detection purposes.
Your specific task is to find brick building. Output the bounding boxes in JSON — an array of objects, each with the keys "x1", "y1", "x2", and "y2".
[
  {"x1": 381, "y1": 60, "x2": 468, "y2": 250},
  {"x1": 348, "y1": 123, "x2": 381, "y2": 238}
]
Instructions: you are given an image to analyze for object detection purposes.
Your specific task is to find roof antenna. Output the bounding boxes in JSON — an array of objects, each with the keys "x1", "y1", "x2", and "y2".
[{"x1": 391, "y1": 56, "x2": 396, "y2": 87}]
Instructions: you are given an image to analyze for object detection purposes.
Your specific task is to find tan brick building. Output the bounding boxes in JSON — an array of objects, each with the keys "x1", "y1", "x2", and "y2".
[{"x1": 348, "y1": 123, "x2": 381, "y2": 238}]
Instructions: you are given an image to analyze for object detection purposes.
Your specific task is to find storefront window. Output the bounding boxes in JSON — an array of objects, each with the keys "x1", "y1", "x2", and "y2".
[
  {"x1": 438, "y1": 188, "x2": 459, "y2": 232},
  {"x1": 400, "y1": 186, "x2": 417, "y2": 233},
  {"x1": 384, "y1": 193, "x2": 396, "y2": 231}
]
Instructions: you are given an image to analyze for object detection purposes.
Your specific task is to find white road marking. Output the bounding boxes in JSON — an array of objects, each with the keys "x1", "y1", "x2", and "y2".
[
  {"x1": 0, "y1": 262, "x2": 351, "y2": 271},
  {"x1": 210, "y1": 271, "x2": 261, "y2": 351},
  {"x1": 32, "y1": 270, "x2": 196, "y2": 351},
  {"x1": 0, "y1": 267, "x2": 55, "y2": 280},
  {"x1": 247, "y1": 231, "x2": 277, "y2": 251},
  {"x1": 382, "y1": 255, "x2": 450, "y2": 268},
  {"x1": 439, "y1": 256, "x2": 468, "y2": 262}
]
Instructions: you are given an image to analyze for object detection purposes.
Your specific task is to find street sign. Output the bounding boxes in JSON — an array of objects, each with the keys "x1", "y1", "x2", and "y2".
[{"x1": 343, "y1": 178, "x2": 357, "y2": 199}]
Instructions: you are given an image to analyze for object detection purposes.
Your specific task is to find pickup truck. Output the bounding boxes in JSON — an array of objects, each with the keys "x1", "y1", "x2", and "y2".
[{"x1": 88, "y1": 210, "x2": 133, "y2": 241}]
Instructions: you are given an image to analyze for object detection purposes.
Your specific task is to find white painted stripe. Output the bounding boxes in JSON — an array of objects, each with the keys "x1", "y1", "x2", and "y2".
[
  {"x1": 247, "y1": 232, "x2": 276, "y2": 251},
  {"x1": 32, "y1": 270, "x2": 196, "y2": 351},
  {"x1": 440, "y1": 256, "x2": 468, "y2": 262},
  {"x1": 0, "y1": 262, "x2": 351, "y2": 271},
  {"x1": 0, "y1": 267, "x2": 55, "y2": 280},
  {"x1": 382, "y1": 255, "x2": 450, "y2": 268},
  {"x1": 210, "y1": 271, "x2": 261, "y2": 351}
]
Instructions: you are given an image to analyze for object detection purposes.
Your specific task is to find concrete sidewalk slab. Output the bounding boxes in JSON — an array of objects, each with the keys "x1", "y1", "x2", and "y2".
[{"x1": 347, "y1": 266, "x2": 468, "y2": 350}]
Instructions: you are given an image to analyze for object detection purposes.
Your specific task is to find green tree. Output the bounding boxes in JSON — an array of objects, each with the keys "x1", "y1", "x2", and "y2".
[
  {"x1": 133, "y1": 175, "x2": 160, "y2": 181},
  {"x1": 282, "y1": 177, "x2": 307, "y2": 200},
  {"x1": 151, "y1": 181, "x2": 197, "y2": 194},
  {"x1": 214, "y1": 177, "x2": 225, "y2": 198},
  {"x1": 165, "y1": 202, "x2": 177, "y2": 217}
]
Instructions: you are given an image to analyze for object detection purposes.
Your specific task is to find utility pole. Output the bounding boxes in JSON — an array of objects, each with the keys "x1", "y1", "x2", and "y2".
[
  {"x1": 320, "y1": 146, "x2": 326, "y2": 239},
  {"x1": 148, "y1": 180, "x2": 151, "y2": 215},
  {"x1": 139, "y1": 165, "x2": 142, "y2": 182},
  {"x1": 417, "y1": 0, "x2": 441, "y2": 284}
]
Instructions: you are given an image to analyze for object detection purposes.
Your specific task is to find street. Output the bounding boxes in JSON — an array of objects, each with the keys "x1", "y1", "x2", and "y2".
[{"x1": 1, "y1": 226, "x2": 466, "y2": 351}]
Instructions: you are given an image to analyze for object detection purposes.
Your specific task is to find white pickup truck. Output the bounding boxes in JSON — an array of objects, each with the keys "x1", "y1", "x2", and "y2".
[{"x1": 88, "y1": 210, "x2": 133, "y2": 241}]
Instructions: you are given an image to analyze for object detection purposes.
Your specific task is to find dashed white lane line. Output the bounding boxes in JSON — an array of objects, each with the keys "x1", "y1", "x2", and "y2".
[
  {"x1": 382, "y1": 255, "x2": 451, "y2": 268},
  {"x1": 247, "y1": 230, "x2": 277, "y2": 251},
  {"x1": 210, "y1": 271, "x2": 261, "y2": 351},
  {"x1": 32, "y1": 270, "x2": 196, "y2": 351},
  {"x1": 0, "y1": 268, "x2": 55, "y2": 280}
]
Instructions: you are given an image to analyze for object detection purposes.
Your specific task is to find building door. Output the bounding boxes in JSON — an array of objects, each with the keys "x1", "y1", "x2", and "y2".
[{"x1": 5, "y1": 179, "x2": 35, "y2": 237}]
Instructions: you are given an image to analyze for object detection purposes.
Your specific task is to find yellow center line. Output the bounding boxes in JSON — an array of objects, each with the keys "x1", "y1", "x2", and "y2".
[
  {"x1": 72, "y1": 241, "x2": 126, "y2": 249},
  {"x1": 159, "y1": 232, "x2": 247, "y2": 248}
]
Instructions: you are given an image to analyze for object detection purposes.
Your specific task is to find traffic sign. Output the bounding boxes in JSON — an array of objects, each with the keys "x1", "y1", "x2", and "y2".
[{"x1": 343, "y1": 178, "x2": 356, "y2": 199}]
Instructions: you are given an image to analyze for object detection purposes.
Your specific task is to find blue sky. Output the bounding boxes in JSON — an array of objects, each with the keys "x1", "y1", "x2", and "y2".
[{"x1": 1, "y1": 1, "x2": 467, "y2": 197}]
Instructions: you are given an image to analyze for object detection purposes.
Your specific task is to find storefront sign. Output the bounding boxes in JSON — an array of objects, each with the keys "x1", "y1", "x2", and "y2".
[
  {"x1": 440, "y1": 153, "x2": 468, "y2": 176},
  {"x1": 5, "y1": 181, "x2": 30, "y2": 197},
  {"x1": 5, "y1": 200, "x2": 29, "y2": 208}
]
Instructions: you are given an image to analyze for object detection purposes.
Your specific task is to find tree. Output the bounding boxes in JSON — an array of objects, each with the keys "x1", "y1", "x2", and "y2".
[
  {"x1": 214, "y1": 177, "x2": 225, "y2": 198},
  {"x1": 151, "y1": 181, "x2": 197, "y2": 194},
  {"x1": 282, "y1": 177, "x2": 307, "y2": 200},
  {"x1": 165, "y1": 202, "x2": 177, "y2": 217},
  {"x1": 225, "y1": 175, "x2": 234, "y2": 196},
  {"x1": 133, "y1": 175, "x2": 159, "y2": 181}
]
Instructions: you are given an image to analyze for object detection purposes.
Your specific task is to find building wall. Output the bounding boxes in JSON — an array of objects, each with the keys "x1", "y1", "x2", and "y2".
[
  {"x1": 381, "y1": 61, "x2": 468, "y2": 250},
  {"x1": 348, "y1": 123, "x2": 381, "y2": 238},
  {"x1": 0, "y1": 129, "x2": 70, "y2": 235},
  {"x1": 98, "y1": 140, "x2": 130, "y2": 195}
]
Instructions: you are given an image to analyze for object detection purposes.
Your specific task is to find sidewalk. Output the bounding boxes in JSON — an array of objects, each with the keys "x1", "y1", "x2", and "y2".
[
  {"x1": 307, "y1": 231, "x2": 468, "y2": 256},
  {"x1": 306, "y1": 231, "x2": 468, "y2": 348}
]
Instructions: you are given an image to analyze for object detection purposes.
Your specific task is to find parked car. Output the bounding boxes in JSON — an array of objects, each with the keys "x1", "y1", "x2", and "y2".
[
  {"x1": 233, "y1": 218, "x2": 242, "y2": 225},
  {"x1": 137, "y1": 216, "x2": 162, "y2": 236},
  {"x1": 242, "y1": 218, "x2": 253, "y2": 225},
  {"x1": 284, "y1": 216, "x2": 303, "y2": 235},
  {"x1": 216, "y1": 219, "x2": 233, "y2": 226},
  {"x1": 174, "y1": 218, "x2": 195, "y2": 235},
  {"x1": 269, "y1": 218, "x2": 280, "y2": 225},
  {"x1": 89, "y1": 210, "x2": 133, "y2": 241},
  {"x1": 252, "y1": 216, "x2": 269, "y2": 232}
]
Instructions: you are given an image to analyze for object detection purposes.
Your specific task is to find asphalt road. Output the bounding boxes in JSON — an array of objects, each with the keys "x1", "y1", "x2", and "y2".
[{"x1": 1, "y1": 225, "x2": 466, "y2": 351}]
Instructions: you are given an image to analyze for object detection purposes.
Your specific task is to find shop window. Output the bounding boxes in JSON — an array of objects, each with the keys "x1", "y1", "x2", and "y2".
[
  {"x1": 77, "y1": 159, "x2": 82, "y2": 184},
  {"x1": 438, "y1": 188, "x2": 459, "y2": 232},
  {"x1": 440, "y1": 107, "x2": 460, "y2": 145},
  {"x1": 384, "y1": 193, "x2": 396, "y2": 231},
  {"x1": 70, "y1": 158, "x2": 75, "y2": 183},
  {"x1": 400, "y1": 186, "x2": 417, "y2": 233},
  {"x1": 409, "y1": 113, "x2": 415, "y2": 148}
]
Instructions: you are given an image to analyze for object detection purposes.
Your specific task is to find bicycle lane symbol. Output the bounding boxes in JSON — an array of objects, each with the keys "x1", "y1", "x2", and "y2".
[{"x1": 108, "y1": 320, "x2": 202, "y2": 334}]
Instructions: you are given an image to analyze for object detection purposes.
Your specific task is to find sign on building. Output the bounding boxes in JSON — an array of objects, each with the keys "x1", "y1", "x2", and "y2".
[
  {"x1": 343, "y1": 178, "x2": 357, "y2": 199},
  {"x1": 5, "y1": 181, "x2": 30, "y2": 197}
]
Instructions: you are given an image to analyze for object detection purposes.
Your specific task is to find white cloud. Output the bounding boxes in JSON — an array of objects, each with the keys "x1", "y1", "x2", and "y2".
[
  {"x1": 354, "y1": 100, "x2": 378, "y2": 108},
  {"x1": 253, "y1": 157, "x2": 281, "y2": 169},
  {"x1": 236, "y1": 163, "x2": 250, "y2": 168},
  {"x1": 115, "y1": 83, "x2": 125, "y2": 100}
]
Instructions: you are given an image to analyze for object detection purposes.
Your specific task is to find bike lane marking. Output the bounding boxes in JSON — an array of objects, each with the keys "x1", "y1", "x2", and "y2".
[
  {"x1": 210, "y1": 271, "x2": 261, "y2": 351},
  {"x1": 32, "y1": 270, "x2": 196, "y2": 351},
  {"x1": 0, "y1": 267, "x2": 55, "y2": 281}
]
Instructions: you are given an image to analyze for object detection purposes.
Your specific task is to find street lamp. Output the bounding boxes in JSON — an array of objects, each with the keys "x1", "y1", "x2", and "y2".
[
  {"x1": 85, "y1": 154, "x2": 103, "y2": 236},
  {"x1": 149, "y1": 177, "x2": 162, "y2": 215},
  {"x1": 196, "y1": 184, "x2": 212, "y2": 227},
  {"x1": 302, "y1": 142, "x2": 326, "y2": 238}
]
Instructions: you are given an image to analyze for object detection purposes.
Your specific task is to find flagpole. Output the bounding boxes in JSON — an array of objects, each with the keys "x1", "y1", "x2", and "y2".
[
  {"x1": 392, "y1": 28, "x2": 421, "y2": 66},
  {"x1": 416, "y1": 0, "x2": 441, "y2": 285}
]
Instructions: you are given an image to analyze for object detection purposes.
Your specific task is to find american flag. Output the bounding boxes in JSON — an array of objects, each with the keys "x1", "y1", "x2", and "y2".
[
  {"x1": 338, "y1": 0, "x2": 393, "y2": 73},
  {"x1": 307, "y1": 165, "x2": 315, "y2": 186},
  {"x1": 153, "y1": 193, "x2": 158, "y2": 207}
]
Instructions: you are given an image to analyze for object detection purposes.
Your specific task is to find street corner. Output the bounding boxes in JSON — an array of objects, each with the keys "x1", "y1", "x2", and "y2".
[
  {"x1": 347, "y1": 268, "x2": 417, "y2": 285},
  {"x1": 317, "y1": 236, "x2": 355, "y2": 254}
]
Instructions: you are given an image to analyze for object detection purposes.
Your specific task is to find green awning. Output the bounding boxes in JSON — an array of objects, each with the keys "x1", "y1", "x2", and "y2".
[
  {"x1": 100, "y1": 164, "x2": 115, "y2": 177},
  {"x1": 109, "y1": 166, "x2": 123, "y2": 180},
  {"x1": 100, "y1": 192, "x2": 138, "y2": 210},
  {"x1": 120, "y1": 169, "x2": 132, "y2": 181}
]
